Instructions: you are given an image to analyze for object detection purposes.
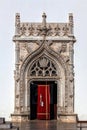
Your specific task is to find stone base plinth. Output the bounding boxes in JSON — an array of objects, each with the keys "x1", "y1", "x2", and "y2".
[
  {"x1": 11, "y1": 113, "x2": 78, "y2": 123},
  {"x1": 58, "y1": 114, "x2": 78, "y2": 123},
  {"x1": 11, "y1": 114, "x2": 29, "y2": 122}
]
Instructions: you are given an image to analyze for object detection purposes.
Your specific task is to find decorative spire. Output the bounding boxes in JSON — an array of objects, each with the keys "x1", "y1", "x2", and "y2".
[
  {"x1": 15, "y1": 13, "x2": 20, "y2": 35},
  {"x1": 69, "y1": 13, "x2": 73, "y2": 34},
  {"x1": 42, "y1": 12, "x2": 47, "y2": 28},
  {"x1": 32, "y1": 13, "x2": 52, "y2": 37}
]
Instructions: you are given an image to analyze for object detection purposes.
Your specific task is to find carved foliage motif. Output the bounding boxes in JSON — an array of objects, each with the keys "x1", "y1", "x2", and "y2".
[
  {"x1": 20, "y1": 24, "x2": 35, "y2": 36},
  {"x1": 19, "y1": 23, "x2": 69, "y2": 37},
  {"x1": 61, "y1": 43, "x2": 67, "y2": 52}
]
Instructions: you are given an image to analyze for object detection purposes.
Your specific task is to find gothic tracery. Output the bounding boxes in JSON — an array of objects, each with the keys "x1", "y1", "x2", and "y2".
[{"x1": 30, "y1": 56, "x2": 57, "y2": 77}]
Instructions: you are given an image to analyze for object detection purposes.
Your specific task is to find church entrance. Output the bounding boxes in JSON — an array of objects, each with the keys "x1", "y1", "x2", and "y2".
[{"x1": 30, "y1": 81, "x2": 57, "y2": 120}]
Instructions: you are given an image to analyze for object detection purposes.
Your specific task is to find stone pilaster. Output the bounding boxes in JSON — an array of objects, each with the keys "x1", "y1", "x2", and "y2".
[
  {"x1": 14, "y1": 41, "x2": 20, "y2": 113},
  {"x1": 68, "y1": 42, "x2": 74, "y2": 113}
]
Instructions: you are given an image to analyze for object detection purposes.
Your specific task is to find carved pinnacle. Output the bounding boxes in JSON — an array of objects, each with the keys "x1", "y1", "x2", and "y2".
[
  {"x1": 69, "y1": 13, "x2": 74, "y2": 34},
  {"x1": 42, "y1": 12, "x2": 47, "y2": 27}
]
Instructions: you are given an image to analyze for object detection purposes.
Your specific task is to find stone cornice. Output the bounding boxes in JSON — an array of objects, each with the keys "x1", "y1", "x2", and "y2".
[{"x1": 13, "y1": 35, "x2": 76, "y2": 42}]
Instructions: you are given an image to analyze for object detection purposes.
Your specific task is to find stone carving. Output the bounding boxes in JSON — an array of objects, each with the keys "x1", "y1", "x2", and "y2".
[
  {"x1": 30, "y1": 56, "x2": 57, "y2": 77},
  {"x1": 28, "y1": 24, "x2": 35, "y2": 36},
  {"x1": 20, "y1": 23, "x2": 26, "y2": 36},
  {"x1": 26, "y1": 42, "x2": 40, "y2": 53},
  {"x1": 36, "y1": 24, "x2": 52, "y2": 36},
  {"x1": 50, "y1": 42, "x2": 67, "y2": 54},
  {"x1": 15, "y1": 98, "x2": 19, "y2": 107},
  {"x1": 39, "y1": 57, "x2": 49, "y2": 68},
  {"x1": 54, "y1": 24, "x2": 69, "y2": 37},
  {"x1": 60, "y1": 43, "x2": 67, "y2": 52},
  {"x1": 19, "y1": 23, "x2": 69, "y2": 37},
  {"x1": 20, "y1": 42, "x2": 40, "y2": 63},
  {"x1": 63, "y1": 56, "x2": 70, "y2": 63},
  {"x1": 62, "y1": 24, "x2": 69, "y2": 36},
  {"x1": 54, "y1": 24, "x2": 60, "y2": 36},
  {"x1": 12, "y1": 13, "x2": 76, "y2": 121},
  {"x1": 14, "y1": 70, "x2": 20, "y2": 82},
  {"x1": 69, "y1": 72, "x2": 74, "y2": 82},
  {"x1": 35, "y1": 25, "x2": 42, "y2": 36},
  {"x1": 14, "y1": 13, "x2": 73, "y2": 38}
]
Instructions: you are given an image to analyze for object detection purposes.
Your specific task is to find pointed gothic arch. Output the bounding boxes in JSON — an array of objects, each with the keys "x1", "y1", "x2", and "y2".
[
  {"x1": 20, "y1": 42, "x2": 67, "y2": 80},
  {"x1": 19, "y1": 45, "x2": 68, "y2": 116},
  {"x1": 29, "y1": 56, "x2": 57, "y2": 77}
]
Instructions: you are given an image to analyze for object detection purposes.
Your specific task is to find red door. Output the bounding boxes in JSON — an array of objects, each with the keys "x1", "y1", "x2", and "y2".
[{"x1": 37, "y1": 85, "x2": 50, "y2": 120}]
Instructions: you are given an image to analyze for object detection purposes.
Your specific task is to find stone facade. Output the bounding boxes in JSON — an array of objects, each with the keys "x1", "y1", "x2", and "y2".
[{"x1": 11, "y1": 13, "x2": 76, "y2": 122}]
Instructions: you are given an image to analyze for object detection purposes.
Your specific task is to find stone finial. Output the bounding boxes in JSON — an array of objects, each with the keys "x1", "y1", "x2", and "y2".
[
  {"x1": 42, "y1": 12, "x2": 47, "y2": 27},
  {"x1": 69, "y1": 13, "x2": 73, "y2": 34},
  {"x1": 15, "y1": 13, "x2": 20, "y2": 35}
]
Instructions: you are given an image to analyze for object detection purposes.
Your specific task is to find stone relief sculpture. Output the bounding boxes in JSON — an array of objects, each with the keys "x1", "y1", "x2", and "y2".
[{"x1": 19, "y1": 23, "x2": 70, "y2": 37}]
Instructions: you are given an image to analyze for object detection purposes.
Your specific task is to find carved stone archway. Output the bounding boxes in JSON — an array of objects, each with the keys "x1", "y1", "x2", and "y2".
[{"x1": 19, "y1": 46, "x2": 67, "y2": 118}]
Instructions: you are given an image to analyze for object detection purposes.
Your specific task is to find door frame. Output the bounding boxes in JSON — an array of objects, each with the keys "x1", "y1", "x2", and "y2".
[{"x1": 30, "y1": 80, "x2": 57, "y2": 120}]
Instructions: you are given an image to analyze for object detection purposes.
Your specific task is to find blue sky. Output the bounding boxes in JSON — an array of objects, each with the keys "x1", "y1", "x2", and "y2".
[{"x1": 0, "y1": 0, "x2": 87, "y2": 120}]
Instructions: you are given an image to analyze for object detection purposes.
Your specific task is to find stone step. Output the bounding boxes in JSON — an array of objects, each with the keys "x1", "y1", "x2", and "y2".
[
  {"x1": 0, "y1": 117, "x2": 19, "y2": 130},
  {"x1": 0, "y1": 122, "x2": 12, "y2": 129},
  {"x1": 0, "y1": 118, "x2": 5, "y2": 124}
]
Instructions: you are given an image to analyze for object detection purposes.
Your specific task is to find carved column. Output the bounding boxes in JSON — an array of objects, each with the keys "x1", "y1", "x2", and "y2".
[
  {"x1": 24, "y1": 74, "x2": 28, "y2": 112},
  {"x1": 15, "y1": 42, "x2": 20, "y2": 69},
  {"x1": 14, "y1": 41, "x2": 20, "y2": 113},
  {"x1": 57, "y1": 80, "x2": 61, "y2": 113},
  {"x1": 68, "y1": 42, "x2": 74, "y2": 113},
  {"x1": 65, "y1": 73, "x2": 69, "y2": 113},
  {"x1": 27, "y1": 81, "x2": 30, "y2": 113}
]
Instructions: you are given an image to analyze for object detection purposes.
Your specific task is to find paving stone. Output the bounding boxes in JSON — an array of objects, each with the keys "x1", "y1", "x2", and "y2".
[
  {"x1": 14, "y1": 120, "x2": 77, "y2": 130},
  {"x1": 11, "y1": 126, "x2": 19, "y2": 130},
  {"x1": 0, "y1": 122, "x2": 12, "y2": 129}
]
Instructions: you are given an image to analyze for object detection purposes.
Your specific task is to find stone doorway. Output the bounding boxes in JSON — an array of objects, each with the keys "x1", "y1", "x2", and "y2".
[
  {"x1": 11, "y1": 13, "x2": 77, "y2": 122},
  {"x1": 30, "y1": 81, "x2": 57, "y2": 120}
]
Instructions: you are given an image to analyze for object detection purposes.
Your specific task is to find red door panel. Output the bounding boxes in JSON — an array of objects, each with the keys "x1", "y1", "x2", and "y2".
[{"x1": 37, "y1": 85, "x2": 50, "y2": 120}]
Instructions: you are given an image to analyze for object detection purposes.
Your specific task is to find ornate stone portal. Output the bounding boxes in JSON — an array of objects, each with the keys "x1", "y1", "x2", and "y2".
[{"x1": 11, "y1": 13, "x2": 77, "y2": 122}]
